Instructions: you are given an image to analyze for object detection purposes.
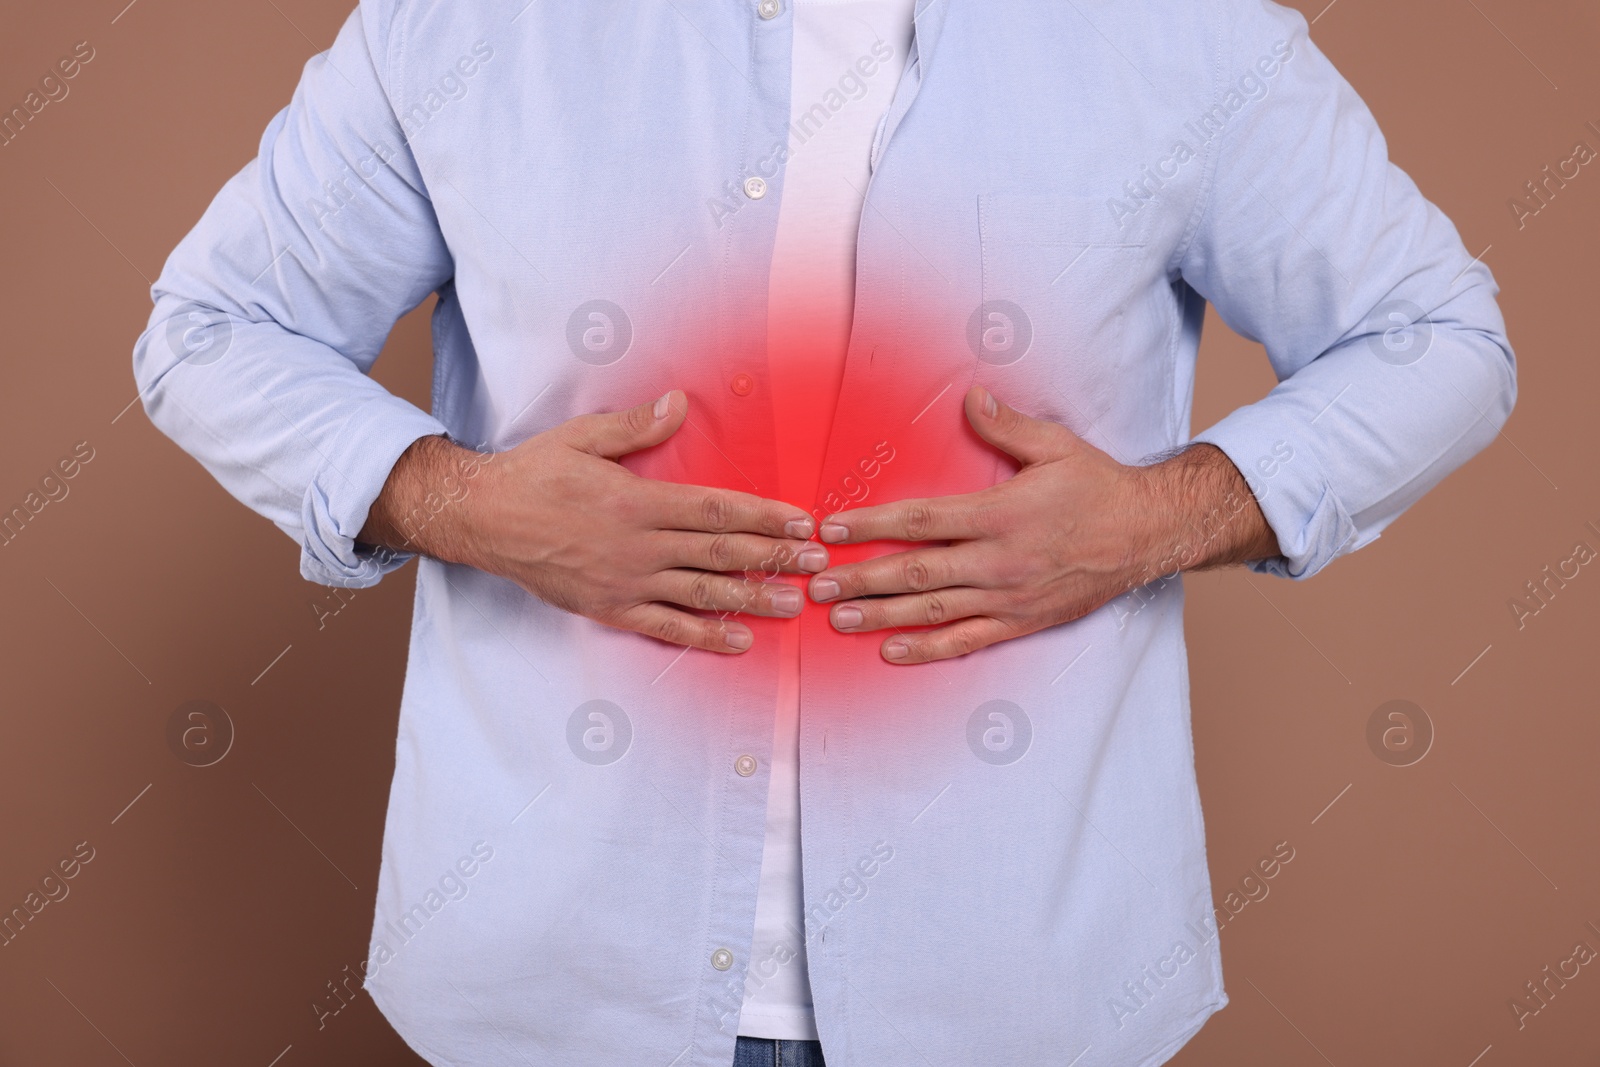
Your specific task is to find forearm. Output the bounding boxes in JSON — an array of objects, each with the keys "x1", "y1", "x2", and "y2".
[
  {"x1": 1133, "y1": 443, "x2": 1281, "y2": 577},
  {"x1": 129, "y1": 5, "x2": 456, "y2": 589},
  {"x1": 356, "y1": 434, "x2": 495, "y2": 569}
]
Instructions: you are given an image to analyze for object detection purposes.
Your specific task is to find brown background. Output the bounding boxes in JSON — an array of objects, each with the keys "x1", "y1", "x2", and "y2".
[{"x1": 1, "y1": 0, "x2": 1596, "y2": 1064}]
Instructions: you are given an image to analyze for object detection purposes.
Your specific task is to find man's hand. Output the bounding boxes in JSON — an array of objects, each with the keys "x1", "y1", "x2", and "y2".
[
  {"x1": 356, "y1": 390, "x2": 827, "y2": 653},
  {"x1": 806, "y1": 386, "x2": 1282, "y2": 664}
]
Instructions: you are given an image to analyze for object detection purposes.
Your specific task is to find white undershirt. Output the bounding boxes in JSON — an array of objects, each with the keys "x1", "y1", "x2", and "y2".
[{"x1": 737, "y1": 0, "x2": 917, "y2": 1041}]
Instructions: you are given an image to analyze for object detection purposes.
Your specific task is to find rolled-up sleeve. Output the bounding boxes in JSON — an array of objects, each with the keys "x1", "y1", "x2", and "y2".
[
  {"x1": 1182, "y1": 0, "x2": 1516, "y2": 579},
  {"x1": 131, "y1": 0, "x2": 451, "y2": 588}
]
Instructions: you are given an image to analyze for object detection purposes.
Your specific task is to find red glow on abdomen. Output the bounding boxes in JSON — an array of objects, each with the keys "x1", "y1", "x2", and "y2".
[{"x1": 619, "y1": 273, "x2": 1015, "y2": 713}]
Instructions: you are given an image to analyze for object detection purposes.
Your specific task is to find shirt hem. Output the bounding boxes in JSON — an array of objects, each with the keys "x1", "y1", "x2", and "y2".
[
  {"x1": 1132, "y1": 995, "x2": 1228, "y2": 1067},
  {"x1": 736, "y1": 1008, "x2": 822, "y2": 1042},
  {"x1": 364, "y1": 979, "x2": 465, "y2": 1067}
]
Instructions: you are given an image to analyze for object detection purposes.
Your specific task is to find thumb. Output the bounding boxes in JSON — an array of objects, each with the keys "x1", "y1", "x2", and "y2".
[
  {"x1": 964, "y1": 385, "x2": 1077, "y2": 467},
  {"x1": 563, "y1": 389, "x2": 687, "y2": 459}
]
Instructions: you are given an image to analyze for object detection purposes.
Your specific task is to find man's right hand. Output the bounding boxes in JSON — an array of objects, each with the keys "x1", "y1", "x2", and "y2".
[{"x1": 355, "y1": 390, "x2": 826, "y2": 652}]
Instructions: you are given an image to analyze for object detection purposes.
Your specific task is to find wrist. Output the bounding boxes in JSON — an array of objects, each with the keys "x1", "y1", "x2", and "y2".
[
  {"x1": 1130, "y1": 443, "x2": 1280, "y2": 577},
  {"x1": 356, "y1": 434, "x2": 499, "y2": 569}
]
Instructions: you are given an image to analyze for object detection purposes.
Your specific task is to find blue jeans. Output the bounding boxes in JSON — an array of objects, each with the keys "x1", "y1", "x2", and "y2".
[{"x1": 733, "y1": 1037, "x2": 827, "y2": 1067}]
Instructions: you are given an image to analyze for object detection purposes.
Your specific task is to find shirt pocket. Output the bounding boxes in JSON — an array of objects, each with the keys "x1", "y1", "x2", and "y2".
[{"x1": 975, "y1": 191, "x2": 1174, "y2": 454}]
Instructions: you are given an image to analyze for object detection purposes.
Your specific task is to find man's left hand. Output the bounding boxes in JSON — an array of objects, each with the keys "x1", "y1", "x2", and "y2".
[{"x1": 806, "y1": 386, "x2": 1281, "y2": 664}]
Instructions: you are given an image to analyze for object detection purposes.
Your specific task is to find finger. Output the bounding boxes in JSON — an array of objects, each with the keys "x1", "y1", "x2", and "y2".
[
  {"x1": 828, "y1": 587, "x2": 989, "y2": 633},
  {"x1": 817, "y1": 495, "x2": 985, "y2": 545},
  {"x1": 808, "y1": 545, "x2": 980, "y2": 603},
  {"x1": 645, "y1": 480, "x2": 815, "y2": 540},
  {"x1": 964, "y1": 385, "x2": 1078, "y2": 467},
  {"x1": 654, "y1": 569, "x2": 806, "y2": 618},
  {"x1": 653, "y1": 531, "x2": 828, "y2": 575},
  {"x1": 613, "y1": 602, "x2": 755, "y2": 653},
  {"x1": 561, "y1": 389, "x2": 687, "y2": 460},
  {"x1": 880, "y1": 616, "x2": 1015, "y2": 664}
]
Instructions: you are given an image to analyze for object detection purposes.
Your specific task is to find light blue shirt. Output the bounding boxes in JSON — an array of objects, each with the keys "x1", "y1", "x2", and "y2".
[{"x1": 131, "y1": 1, "x2": 1514, "y2": 1064}]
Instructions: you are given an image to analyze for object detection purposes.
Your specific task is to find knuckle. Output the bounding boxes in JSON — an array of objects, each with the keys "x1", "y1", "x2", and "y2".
[
  {"x1": 754, "y1": 500, "x2": 786, "y2": 536},
  {"x1": 953, "y1": 626, "x2": 984, "y2": 655},
  {"x1": 902, "y1": 556, "x2": 932, "y2": 592},
  {"x1": 699, "y1": 622, "x2": 723, "y2": 650},
  {"x1": 621, "y1": 402, "x2": 653, "y2": 436},
  {"x1": 766, "y1": 541, "x2": 795, "y2": 570},
  {"x1": 922, "y1": 592, "x2": 949, "y2": 625},
  {"x1": 653, "y1": 613, "x2": 687, "y2": 646},
  {"x1": 730, "y1": 576, "x2": 759, "y2": 612},
  {"x1": 687, "y1": 572, "x2": 720, "y2": 611},
  {"x1": 706, "y1": 534, "x2": 736, "y2": 571},
  {"x1": 902, "y1": 503, "x2": 935, "y2": 540},
  {"x1": 700, "y1": 492, "x2": 731, "y2": 532}
]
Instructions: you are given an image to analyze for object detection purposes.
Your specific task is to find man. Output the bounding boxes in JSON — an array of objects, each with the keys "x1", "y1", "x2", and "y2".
[{"x1": 132, "y1": 0, "x2": 1514, "y2": 1064}]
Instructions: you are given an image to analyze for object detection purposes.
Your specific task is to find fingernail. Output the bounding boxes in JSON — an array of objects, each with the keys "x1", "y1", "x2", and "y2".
[
  {"x1": 725, "y1": 628, "x2": 752, "y2": 650},
  {"x1": 784, "y1": 518, "x2": 814, "y2": 539},
  {"x1": 884, "y1": 639, "x2": 909, "y2": 660},
  {"x1": 797, "y1": 548, "x2": 828, "y2": 573},
  {"x1": 811, "y1": 578, "x2": 840, "y2": 602},
  {"x1": 653, "y1": 392, "x2": 672, "y2": 419},
  {"x1": 820, "y1": 523, "x2": 848, "y2": 543},
  {"x1": 835, "y1": 606, "x2": 863, "y2": 629},
  {"x1": 772, "y1": 588, "x2": 802, "y2": 615},
  {"x1": 981, "y1": 388, "x2": 998, "y2": 418}
]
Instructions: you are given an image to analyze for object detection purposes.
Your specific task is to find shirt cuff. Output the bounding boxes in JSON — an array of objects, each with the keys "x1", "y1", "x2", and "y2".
[
  {"x1": 1190, "y1": 407, "x2": 1359, "y2": 581},
  {"x1": 298, "y1": 394, "x2": 450, "y2": 588}
]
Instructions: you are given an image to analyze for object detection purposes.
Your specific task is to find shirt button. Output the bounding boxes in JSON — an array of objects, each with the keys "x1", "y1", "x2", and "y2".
[
  {"x1": 757, "y1": 0, "x2": 782, "y2": 19},
  {"x1": 730, "y1": 373, "x2": 754, "y2": 397},
  {"x1": 711, "y1": 948, "x2": 735, "y2": 971},
  {"x1": 743, "y1": 176, "x2": 767, "y2": 200},
  {"x1": 735, "y1": 754, "x2": 757, "y2": 776}
]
